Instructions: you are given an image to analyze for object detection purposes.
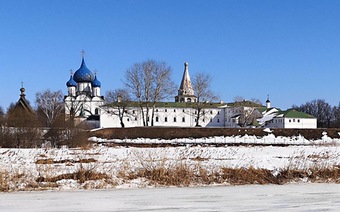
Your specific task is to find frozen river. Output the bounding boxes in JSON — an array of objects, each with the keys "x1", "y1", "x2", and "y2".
[{"x1": 1, "y1": 183, "x2": 340, "y2": 211}]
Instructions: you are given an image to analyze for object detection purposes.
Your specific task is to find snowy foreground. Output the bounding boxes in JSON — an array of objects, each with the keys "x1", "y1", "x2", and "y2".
[
  {"x1": 1, "y1": 136, "x2": 340, "y2": 190},
  {"x1": 2, "y1": 183, "x2": 340, "y2": 211},
  {"x1": 2, "y1": 134, "x2": 340, "y2": 211}
]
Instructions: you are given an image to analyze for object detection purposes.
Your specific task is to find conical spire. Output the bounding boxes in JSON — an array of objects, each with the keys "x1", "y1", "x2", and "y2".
[{"x1": 178, "y1": 62, "x2": 194, "y2": 96}]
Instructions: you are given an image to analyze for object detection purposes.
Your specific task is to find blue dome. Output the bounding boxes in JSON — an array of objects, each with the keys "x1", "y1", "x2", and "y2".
[
  {"x1": 73, "y1": 58, "x2": 94, "y2": 83},
  {"x1": 92, "y1": 75, "x2": 101, "y2": 87},
  {"x1": 66, "y1": 75, "x2": 77, "y2": 87}
]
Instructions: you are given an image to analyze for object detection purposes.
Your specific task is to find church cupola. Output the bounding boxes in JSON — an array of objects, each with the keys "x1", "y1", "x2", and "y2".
[
  {"x1": 92, "y1": 71, "x2": 101, "y2": 97},
  {"x1": 175, "y1": 62, "x2": 197, "y2": 103},
  {"x1": 72, "y1": 50, "x2": 94, "y2": 95},
  {"x1": 266, "y1": 95, "x2": 271, "y2": 109},
  {"x1": 73, "y1": 50, "x2": 94, "y2": 83},
  {"x1": 66, "y1": 70, "x2": 76, "y2": 96}
]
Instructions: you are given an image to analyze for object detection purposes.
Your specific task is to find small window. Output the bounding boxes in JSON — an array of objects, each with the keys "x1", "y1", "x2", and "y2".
[
  {"x1": 132, "y1": 110, "x2": 135, "y2": 114},
  {"x1": 182, "y1": 109, "x2": 185, "y2": 112},
  {"x1": 217, "y1": 111, "x2": 220, "y2": 115},
  {"x1": 217, "y1": 119, "x2": 220, "y2": 123},
  {"x1": 182, "y1": 117, "x2": 185, "y2": 122},
  {"x1": 298, "y1": 119, "x2": 300, "y2": 123},
  {"x1": 165, "y1": 109, "x2": 167, "y2": 112},
  {"x1": 95, "y1": 108, "x2": 99, "y2": 115},
  {"x1": 127, "y1": 118, "x2": 130, "y2": 122},
  {"x1": 203, "y1": 119, "x2": 205, "y2": 122},
  {"x1": 135, "y1": 117, "x2": 137, "y2": 121},
  {"x1": 210, "y1": 111, "x2": 213, "y2": 114},
  {"x1": 289, "y1": 119, "x2": 291, "y2": 123},
  {"x1": 174, "y1": 109, "x2": 176, "y2": 112},
  {"x1": 293, "y1": 119, "x2": 295, "y2": 122},
  {"x1": 156, "y1": 117, "x2": 159, "y2": 122},
  {"x1": 165, "y1": 117, "x2": 168, "y2": 122},
  {"x1": 174, "y1": 117, "x2": 177, "y2": 122},
  {"x1": 155, "y1": 109, "x2": 158, "y2": 112},
  {"x1": 210, "y1": 118, "x2": 213, "y2": 122}
]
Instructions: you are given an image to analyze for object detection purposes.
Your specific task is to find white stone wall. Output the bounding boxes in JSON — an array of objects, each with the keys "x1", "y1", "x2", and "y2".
[
  {"x1": 100, "y1": 106, "x2": 226, "y2": 128},
  {"x1": 283, "y1": 118, "x2": 317, "y2": 129},
  {"x1": 265, "y1": 117, "x2": 317, "y2": 129}
]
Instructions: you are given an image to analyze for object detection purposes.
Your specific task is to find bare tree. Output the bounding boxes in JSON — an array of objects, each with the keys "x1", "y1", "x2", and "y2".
[
  {"x1": 237, "y1": 107, "x2": 262, "y2": 127},
  {"x1": 234, "y1": 96, "x2": 245, "y2": 102},
  {"x1": 64, "y1": 96, "x2": 87, "y2": 125},
  {"x1": 250, "y1": 98, "x2": 262, "y2": 105},
  {"x1": 35, "y1": 89, "x2": 64, "y2": 127},
  {"x1": 293, "y1": 99, "x2": 333, "y2": 128},
  {"x1": 103, "y1": 89, "x2": 131, "y2": 128},
  {"x1": 192, "y1": 72, "x2": 218, "y2": 126},
  {"x1": 124, "y1": 60, "x2": 175, "y2": 126}
]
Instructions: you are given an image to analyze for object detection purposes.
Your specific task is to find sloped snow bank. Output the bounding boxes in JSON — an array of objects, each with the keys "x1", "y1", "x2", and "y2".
[{"x1": 89, "y1": 131, "x2": 340, "y2": 145}]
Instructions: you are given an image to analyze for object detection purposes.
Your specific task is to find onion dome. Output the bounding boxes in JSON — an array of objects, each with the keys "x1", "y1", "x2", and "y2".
[
  {"x1": 92, "y1": 75, "x2": 101, "y2": 87},
  {"x1": 66, "y1": 75, "x2": 77, "y2": 87},
  {"x1": 73, "y1": 53, "x2": 94, "y2": 83}
]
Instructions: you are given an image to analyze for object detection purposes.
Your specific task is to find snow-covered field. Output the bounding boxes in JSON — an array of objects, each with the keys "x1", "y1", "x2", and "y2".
[
  {"x1": 1, "y1": 135, "x2": 340, "y2": 190},
  {"x1": 2, "y1": 183, "x2": 340, "y2": 211}
]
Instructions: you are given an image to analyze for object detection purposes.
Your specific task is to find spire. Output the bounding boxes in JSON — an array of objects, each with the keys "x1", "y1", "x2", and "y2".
[
  {"x1": 179, "y1": 62, "x2": 194, "y2": 96},
  {"x1": 81, "y1": 49, "x2": 85, "y2": 59}
]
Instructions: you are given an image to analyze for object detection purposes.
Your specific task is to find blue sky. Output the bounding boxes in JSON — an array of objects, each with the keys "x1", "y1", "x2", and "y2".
[{"x1": 0, "y1": 0, "x2": 340, "y2": 110}]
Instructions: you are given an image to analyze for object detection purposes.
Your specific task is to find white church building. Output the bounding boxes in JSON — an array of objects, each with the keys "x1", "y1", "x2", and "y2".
[
  {"x1": 64, "y1": 51, "x2": 104, "y2": 128},
  {"x1": 64, "y1": 53, "x2": 317, "y2": 129}
]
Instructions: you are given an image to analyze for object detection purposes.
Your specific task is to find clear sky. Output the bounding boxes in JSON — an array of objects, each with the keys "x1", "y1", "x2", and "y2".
[{"x1": 1, "y1": 0, "x2": 340, "y2": 110}]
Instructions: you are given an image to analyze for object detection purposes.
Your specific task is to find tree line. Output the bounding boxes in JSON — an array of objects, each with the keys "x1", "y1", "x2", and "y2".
[
  {"x1": 0, "y1": 90, "x2": 88, "y2": 148},
  {"x1": 292, "y1": 99, "x2": 340, "y2": 128}
]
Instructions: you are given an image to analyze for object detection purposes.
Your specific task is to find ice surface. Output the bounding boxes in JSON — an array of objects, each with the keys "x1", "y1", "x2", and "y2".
[{"x1": 1, "y1": 183, "x2": 340, "y2": 211}]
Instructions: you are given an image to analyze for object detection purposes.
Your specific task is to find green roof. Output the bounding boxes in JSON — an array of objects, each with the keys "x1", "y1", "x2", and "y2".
[
  {"x1": 227, "y1": 100, "x2": 263, "y2": 107},
  {"x1": 256, "y1": 107, "x2": 267, "y2": 113},
  {"x1": 279, "y1": 109, "x2": 315, "y2": 118},
  {"x1": 103, "y1": 101, "x2": 227, "y2": 108}
]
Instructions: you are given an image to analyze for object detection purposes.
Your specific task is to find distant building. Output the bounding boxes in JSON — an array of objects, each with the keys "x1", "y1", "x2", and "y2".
[
  {"x1": 64, "y1": 54, "x2": 317, "y2": 129},
  {"x1": 7, "y1": 86, "x2": 35, "y2": 127},
  {"x1": 64, "y1": 51, "x2": 104, "y2": 128},
  {"x1": 258, "y1": 106, "x2": 317, "y2": 129}
]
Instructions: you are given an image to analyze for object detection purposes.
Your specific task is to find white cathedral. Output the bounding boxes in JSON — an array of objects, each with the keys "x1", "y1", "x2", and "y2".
[{"x1": 65, "y1": 52, "x2": 317, "y2": 129}]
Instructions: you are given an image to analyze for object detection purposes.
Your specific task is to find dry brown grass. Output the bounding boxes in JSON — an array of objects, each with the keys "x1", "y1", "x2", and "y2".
[
  {"x1": 35, "y1": 158, "x2": 97, "y2": 164},
  {"x1": 36, "y1": 164, "x2": 110, "y2": 184},
  {"x1": 221, "y1": 167, "x2": 278, "y2": 185},
  {"x1": 0, "y1": 171, "x2": 10, "y2": 192}
]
